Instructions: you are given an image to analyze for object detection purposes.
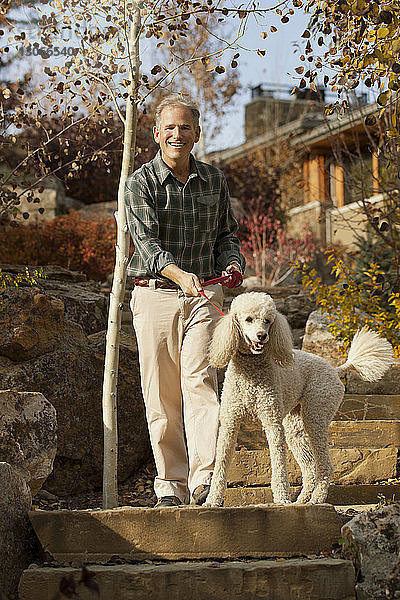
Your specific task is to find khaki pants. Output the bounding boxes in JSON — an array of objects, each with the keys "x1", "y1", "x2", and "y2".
[{"x1": 130, "y1": 283, "x2": 223, "y2": 502}]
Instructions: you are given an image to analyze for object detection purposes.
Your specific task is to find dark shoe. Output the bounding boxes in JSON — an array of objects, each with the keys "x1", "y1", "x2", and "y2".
[
  {"x1": 191, "y1": 484, "x2": 210, "y2": 505},
  {"x1": 154, "y1": 496, "x2": 182, "y2": 508}
]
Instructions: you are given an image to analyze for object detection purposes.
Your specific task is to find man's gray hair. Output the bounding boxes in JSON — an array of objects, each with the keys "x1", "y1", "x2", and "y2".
[{"x1": 154, "y1": 94, "x2": 200, "y2": 129}]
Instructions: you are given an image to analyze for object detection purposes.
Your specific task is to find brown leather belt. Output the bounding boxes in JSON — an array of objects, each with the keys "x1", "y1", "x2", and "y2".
[{"x1": 133, "y1": 278, "x2": 178, "y2": 290}]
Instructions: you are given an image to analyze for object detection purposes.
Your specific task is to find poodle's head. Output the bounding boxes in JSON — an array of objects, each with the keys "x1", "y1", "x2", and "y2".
[
  {"x1": 209, "y1": 292, "x2": 294, "y2": 368},
  {"x1": 231, "y1": 292, "x2": 278, "y2": 355}
]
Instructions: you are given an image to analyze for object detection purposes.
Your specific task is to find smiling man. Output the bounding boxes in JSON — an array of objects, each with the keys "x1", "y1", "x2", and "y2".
[{"x1": 124, "y1": 94, "x2": 245, "y2": 508}]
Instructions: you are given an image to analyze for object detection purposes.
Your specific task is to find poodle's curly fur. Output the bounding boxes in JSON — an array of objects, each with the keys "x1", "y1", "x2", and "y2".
[{"x1": 206, "y1": 292, "x2": 394, "y2": 506}]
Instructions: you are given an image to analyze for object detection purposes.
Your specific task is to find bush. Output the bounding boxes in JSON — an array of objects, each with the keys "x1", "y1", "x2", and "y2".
[
  {"x1": 240, "y1": 198, "x2": 317, "y2": 287},
  {"x1": 0, "y1": 211, "x2": 117, "y2": 281},
  {"x1": 296, "y1": 249, "x2": 400, "y2": 357}
]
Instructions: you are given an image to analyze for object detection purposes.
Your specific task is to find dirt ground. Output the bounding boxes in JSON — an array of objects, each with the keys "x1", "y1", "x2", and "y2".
[{"x1": 34, "y1": 463, "x2": 158, "y2": 511}]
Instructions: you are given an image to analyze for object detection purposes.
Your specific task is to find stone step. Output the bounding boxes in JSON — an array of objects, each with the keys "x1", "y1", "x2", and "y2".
[
  {"x1": 238, "y1": 420, "x2": 400, "y2": 449},
  {"x1": 19, "y1": 558, "x2": 356, "y2": 600},
  {"x1": 29, "y1": 505, "x2": 341, "y2": 563},
  {"x1": 225, "y1": 484, "x2": 400, "y2": 507},
  {"x1": 337, "y1": 395, "x2": 400, "y2": 421},
  {"x1": 228, "y1": 447, "x2": 397, "y2": 486}
]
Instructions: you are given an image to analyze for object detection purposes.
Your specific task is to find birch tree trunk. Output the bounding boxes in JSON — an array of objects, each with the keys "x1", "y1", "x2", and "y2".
[{"x1": 102, "y1": 2, "x2": 141, "y2": 509}]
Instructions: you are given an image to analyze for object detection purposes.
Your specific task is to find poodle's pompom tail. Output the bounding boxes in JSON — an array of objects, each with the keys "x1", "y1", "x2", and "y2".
[
  {"x1": 269, "y1": 312, "x2": 294, "y2": 366},
  {"x1": 209, "y1": 314, "x2": 240, "y2": 368},
  {"x1": 337, "y1": 327, "x2": 394, "y2": 382}
]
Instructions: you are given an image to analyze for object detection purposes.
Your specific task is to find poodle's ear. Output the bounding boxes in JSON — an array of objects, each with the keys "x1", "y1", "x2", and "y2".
[
  {"x1": 209, "y1": 313, "x2": 240, "y2": 368},
  {"x1": 268, "y1": 312, "x2": 294, "y2": 366}
]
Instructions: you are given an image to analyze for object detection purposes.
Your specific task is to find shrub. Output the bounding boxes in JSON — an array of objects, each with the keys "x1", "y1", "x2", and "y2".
[
  {"x1": 353, "y1": 225, "x2": 399, "y2": 292},
  {"x1": 240, "y1": 198, "x2": 317, "y2": 287},
  {"x1": 0, "y1": 266, "x2": 45, "y2": 308},
  {"x1": 296, "y1": 249, "x2": 400, "y2": 357},
  {"x1": 0, "y1": 211, "x2": 117, "y2": 281}
]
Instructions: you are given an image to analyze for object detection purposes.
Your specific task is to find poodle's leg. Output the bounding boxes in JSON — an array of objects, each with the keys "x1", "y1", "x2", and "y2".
[
  {"x1": 259, "y1": 413, "x2": 291, "y2": 504},
  {"x1": 283, "y1": 406, "x2": 316, "y2": 504},
  {"x1": 307, "y1": 428, "x2": 333, "y2": 504},
  {"x1": 205, "y1": 412, "x2": 241, "y2": 507},
  {"x1": 301, "y1": 409, "x2": 335, "y2": 504},
  {"x1": 301, "y1": 382, "x2": 344, "y2": 504}
]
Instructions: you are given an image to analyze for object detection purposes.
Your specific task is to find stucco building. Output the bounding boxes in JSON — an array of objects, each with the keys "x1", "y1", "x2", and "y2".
[{"x1": 207, "y1": 84, "x2": 384, "y2": 249}]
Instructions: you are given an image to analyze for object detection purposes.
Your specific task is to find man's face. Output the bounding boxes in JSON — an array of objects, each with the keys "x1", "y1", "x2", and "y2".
[{"x1": 153, "y1": 105, "x2": 200, "y2": 166}]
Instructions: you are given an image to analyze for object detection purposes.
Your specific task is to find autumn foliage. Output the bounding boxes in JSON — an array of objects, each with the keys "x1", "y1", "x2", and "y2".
[
  {"x1": 240, "y1": 198, "x2": 316, "y2": 286},
  {"x1": 296, "y1": 249, "x2": 400, "y2": 357},
  {"x1": 0, "y1": 211, "x2": 117, "y2": 280}
]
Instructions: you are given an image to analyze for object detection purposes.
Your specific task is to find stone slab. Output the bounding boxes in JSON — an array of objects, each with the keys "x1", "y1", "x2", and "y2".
[
  {"x1": 337, "y1": 395, "x2": 400, "y2": 421},
  {"x1": 329, "y1": 421, "x2": 400, "y2": 448},
  {"x1": 19, "y1": 559, "x2": 356, "y2": 600},
  {"x1": 237, "y1": 420, "x2": 400, "y2": 450},
  {"x1": 29, "y1": 505, "x2": 342, "y2": 562},
  {"x1": 225, "y1": 484, "x2": 400, "y2": 507},
  {"x1": 228, "y1": 447, "x2": 397, "y2": 486},
  {"x1": 346, "y1": 362, "x2": 400, "y2": 395}
]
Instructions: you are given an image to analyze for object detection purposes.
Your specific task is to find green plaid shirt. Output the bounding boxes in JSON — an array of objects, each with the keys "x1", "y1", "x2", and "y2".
[{"x1": 124, "y1": 151, "x2": 245, "y2": 280}]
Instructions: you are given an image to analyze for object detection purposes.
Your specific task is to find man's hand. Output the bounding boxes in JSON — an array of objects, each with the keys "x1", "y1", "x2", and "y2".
[
  {"x1": 222, "y1": 263, "x2": 243, "y2": 288},
  {"x1": 160, "y1": 264, "x2": 203, "y2": 297},
  {"x1": 176, "y1": 271, "x2": 204, "y2": 297}
]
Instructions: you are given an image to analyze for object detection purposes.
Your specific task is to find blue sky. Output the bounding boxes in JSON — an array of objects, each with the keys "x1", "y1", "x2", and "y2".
[
  {"x1": 5, "y1": 3, "x2": 341, "y2": 155},
  {"x1": 207, "y1": 9, "x2": 311, "y2": 152}
]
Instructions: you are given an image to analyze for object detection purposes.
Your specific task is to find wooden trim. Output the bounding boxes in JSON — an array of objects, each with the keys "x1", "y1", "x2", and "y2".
[
  {"x1": 372, "y1": 151, "x2": 380, "y2": 194},
  {"x1": 318, "y1": 155, "x2": 325, "y2": 202},
  {"x1": 303, "y1": 159, "x2": 310, "y2": 204},
  {"x1": 335, "y1": 165, "x2": 345, "y2": 208}
]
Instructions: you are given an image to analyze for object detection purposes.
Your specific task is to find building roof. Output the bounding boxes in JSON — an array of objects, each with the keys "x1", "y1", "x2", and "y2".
[{"x1": 207, "y1": 101, "x2": 379, "y2": 163}]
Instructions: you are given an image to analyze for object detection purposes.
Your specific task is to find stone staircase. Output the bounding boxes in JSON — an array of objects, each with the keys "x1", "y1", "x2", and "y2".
[
  {"x1": 226, "y1": 393, "x2": 400, "y2": 507},
  {"x1": 19, "y1": 504, "x2": 354, "y2": 600},
  {"x1": 18, "y1": 387, "x2": 399, "y2": 599}
]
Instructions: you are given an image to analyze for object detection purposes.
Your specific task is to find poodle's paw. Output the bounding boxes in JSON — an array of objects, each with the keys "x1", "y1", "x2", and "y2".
[
  {"x1": 308, "y1": 489, "x2": 329, "y2": 504},
  {"x1": 274, "y1": 496, "x2": 292, "y2": 505},
  {"x1": 295, "y1": 491, "x2": 312, "y2": 504},
  {"x1": 308, "y1": 495, "x2": 327, "y2": 505},
  {"x1": 204, "y1": 492, "x2": 224, "y2": 507},
  {"x1": 204, "y1": 501, "x2": 223, "y2": 508}
]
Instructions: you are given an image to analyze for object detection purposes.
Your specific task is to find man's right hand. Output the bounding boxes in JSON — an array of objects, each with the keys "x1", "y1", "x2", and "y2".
[
  {"x1": 177, "y1": 272, "x2": 204, "y2": 297},
  {"x1": 160, "y1": 264, "x2": 203, "y2": 297}
]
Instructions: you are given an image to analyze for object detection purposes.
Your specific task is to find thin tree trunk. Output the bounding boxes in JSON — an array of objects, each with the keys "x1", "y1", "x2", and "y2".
[{"x1": 102, "y1": 2, "x2": 141, "y2": 509}]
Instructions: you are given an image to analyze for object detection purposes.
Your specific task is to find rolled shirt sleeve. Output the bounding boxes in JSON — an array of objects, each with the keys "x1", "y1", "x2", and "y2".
[
  {"x1": 214, "y1": 176, "x2": 246, "y2": 274},
  {"x1": 124, "y1": 177, "x2": 176, "y2": 275}
]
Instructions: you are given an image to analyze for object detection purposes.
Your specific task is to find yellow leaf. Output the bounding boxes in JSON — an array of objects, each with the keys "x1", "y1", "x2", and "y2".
[
  {"x1": 377, "y1": 27, "x2": 390, "y2": 38},
  {"x1": 377, "y1": 90, "x2": 391, "y2": 106}
]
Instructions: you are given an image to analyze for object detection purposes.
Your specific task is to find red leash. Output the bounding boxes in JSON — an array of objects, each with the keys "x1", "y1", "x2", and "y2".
[{"x1": 199, "y1": 272, "x2": 243, "y2": 316}]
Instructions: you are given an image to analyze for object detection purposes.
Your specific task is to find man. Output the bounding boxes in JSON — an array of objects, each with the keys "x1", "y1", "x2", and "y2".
[{"x1": 125, "y1": 94, "x2": 245, "y2": 507}]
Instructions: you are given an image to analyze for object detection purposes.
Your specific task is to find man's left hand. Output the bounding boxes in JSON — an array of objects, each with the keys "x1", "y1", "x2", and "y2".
[{"x1": 222, "y1": 263, "x2": 243, "y2": 288}]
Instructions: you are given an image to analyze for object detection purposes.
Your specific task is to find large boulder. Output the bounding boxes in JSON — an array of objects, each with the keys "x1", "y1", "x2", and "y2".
[
  {"x1": 0, "y1": 264, "x2": 107, "y2": 335},
  {"x1": 275, "y1": 293, "x2": 316, "y2": 330},
  {"x1": 302, "y1": 311, "x2": 399, "y2": 392},
  {"x1": 0, "y1": 390, "x2": 57, "y2": 496},
  {"x1": 0, "y1": 287, "x2": 151, "y2": 496},
  {"x1": 302, "y1": 310, "x2": 344, "y2": 366},
  {"x1": 341, "y1": 503, "x2": 400, "y2": 600},
  {"x1": 0, "y1": 462, "x2": 38, "y2": 600}
]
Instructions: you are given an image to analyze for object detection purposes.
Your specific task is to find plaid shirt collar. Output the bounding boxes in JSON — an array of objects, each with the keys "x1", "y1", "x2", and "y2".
[{"x1": 153, "y1": 150, "x2": 208, "y2": 185}]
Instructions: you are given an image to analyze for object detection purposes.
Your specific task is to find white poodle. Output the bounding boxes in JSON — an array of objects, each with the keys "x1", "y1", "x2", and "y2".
[{"x1": 206, "y1": 292, "x2": 394, "y2": 506}]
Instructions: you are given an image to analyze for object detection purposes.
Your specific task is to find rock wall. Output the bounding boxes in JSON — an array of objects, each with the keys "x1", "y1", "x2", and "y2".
[{"x1": 0, "y1": 283, "x2": 151, "y2": 496}]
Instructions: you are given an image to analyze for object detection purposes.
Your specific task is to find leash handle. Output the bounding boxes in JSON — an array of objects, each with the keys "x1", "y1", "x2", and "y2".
[
  {"x1": 202, "y1": 274, "x2": 231, "y2": 286},
  {"x1": 203, "y1": 272, "x2": 243, "y2": 288}
]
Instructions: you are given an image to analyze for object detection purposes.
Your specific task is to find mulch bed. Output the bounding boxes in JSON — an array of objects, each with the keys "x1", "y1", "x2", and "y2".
[{"x1": 34, "y1": 463, "x2": 157, "y2": 511}]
